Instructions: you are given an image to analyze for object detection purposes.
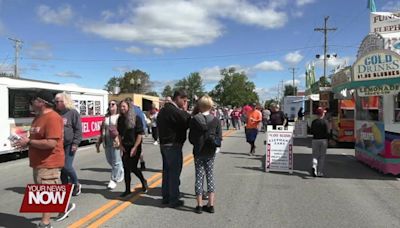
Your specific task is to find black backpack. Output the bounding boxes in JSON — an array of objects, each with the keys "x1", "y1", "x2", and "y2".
[{"x1": 201, "y1": 115, "x2": 220, "y2": 156}]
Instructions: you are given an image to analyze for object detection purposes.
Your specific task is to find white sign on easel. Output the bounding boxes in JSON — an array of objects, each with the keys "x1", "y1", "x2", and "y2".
[
  {"x1": 294, "y1": 120, "x2": 308, "y2": 138},
  {"x1": 265, "y1": 125, "x2": 294, "y2": 174}
]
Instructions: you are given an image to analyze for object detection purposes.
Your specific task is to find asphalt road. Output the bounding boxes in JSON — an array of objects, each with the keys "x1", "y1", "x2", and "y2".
[{"x1": 1, "y1": 129, "x2": 400, "y2": 228}]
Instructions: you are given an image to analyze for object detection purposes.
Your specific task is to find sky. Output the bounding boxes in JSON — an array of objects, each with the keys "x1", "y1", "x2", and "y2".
[{"x1": 0, "y1": 0, "x2": 399, "y2": 101}]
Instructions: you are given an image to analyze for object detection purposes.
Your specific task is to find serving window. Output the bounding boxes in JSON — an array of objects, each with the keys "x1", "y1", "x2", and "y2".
[
  {"x1": 394, "y1": 93, "x2": 400, "y2": 122},
  {"x1": 9, "y1": 89, "x2": 37, "y2": 118},
  {"x1": 355, "y1": 96, "x2": 383, "y2": 121}
]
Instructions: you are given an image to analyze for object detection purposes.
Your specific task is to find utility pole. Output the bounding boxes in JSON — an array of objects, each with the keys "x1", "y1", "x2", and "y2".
[
  {"x1": 314, "y1": 16, "x2": 336, "y2": 79},
  {"x1": 8, "y1": 38, "x2": 23, "y2": 78},
  {"x1": 289, "y1": 67, "x2": 298, "y2": 96}
]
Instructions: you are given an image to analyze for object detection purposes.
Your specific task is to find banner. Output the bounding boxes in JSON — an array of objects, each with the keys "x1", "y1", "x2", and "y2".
[
  {"x1": 370, "y1": 11, "x2": 400, "y2": 34},
  {"x1": 20, "y1": 184, "x2": 73, "y2": 213},
  {"x1": 357, "y1": 84, "x2": 400, "y2": 96},
  {"x1": 81, "y1": 116, "x2": 104, "y2": 139}
]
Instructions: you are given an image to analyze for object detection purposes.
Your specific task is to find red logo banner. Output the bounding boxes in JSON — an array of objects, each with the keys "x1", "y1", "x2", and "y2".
[{"x1": 20, "y1": 184, "x2": 73, "y2": 213}]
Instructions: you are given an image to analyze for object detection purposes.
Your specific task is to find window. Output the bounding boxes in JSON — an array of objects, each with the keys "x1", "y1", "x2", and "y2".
[
  {"x1": 356, "y1": 96, "x2": 382, "y2": 121},
  {"x1": 9, "y1": 89, "x2": 37, "y2": 118},
  {"x1": 79, "y1": 101, "x2": 87, "y2": 115}
]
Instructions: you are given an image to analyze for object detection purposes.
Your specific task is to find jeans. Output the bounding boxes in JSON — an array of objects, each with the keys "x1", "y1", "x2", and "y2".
[
  {"x1": 61, "y1": 144, "x2": 79, "y2": 185},
  {"x1": 160, "y1": 144, "x2": 183, "y2": 203},
  {"x1": 312, "y1": 139, "x2": 328, "y2": 174},
  {"x1": 105, "y1": 143, "x2": 124, "y2": 182}
]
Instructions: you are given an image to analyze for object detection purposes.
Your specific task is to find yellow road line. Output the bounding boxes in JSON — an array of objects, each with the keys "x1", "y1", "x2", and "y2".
[{"x1": 69, "y1": 129, "x2": 236, "y2": 228}]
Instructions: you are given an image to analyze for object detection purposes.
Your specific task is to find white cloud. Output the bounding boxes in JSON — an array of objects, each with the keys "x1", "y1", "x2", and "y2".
[
  {"x1": 253, "y1": 60, "x2": 284, "y2": 71},
  {"x1": 81, "y1": 0, "x2": 289, "y2": 48},
  {"x1": 112, "y1": 66, "x2": 131, "y2": 73},
  {"x1": 153, "y1": 47, "x2": 164, "y2": 55},
  {"x1": 55, "y1": 71, "x2": 82, "y2": 78},
  {"x1": 124, "y1": 46, "x2": 144, "y2": 55},
  {"x1": 26, "y1": 42, "x2": 53, "y2": 60},
  {"x1": 284, "y1": 51, "x2": 304, "y2": 65},
  {"x1": 382, "y1": 1, "x2": 400, "y2": 11},
  {"x1": 284, "y1": 79, "x2": 301, "y2": 86},
  {"x1": 256, "y1": 87, "x2": 274, "y2": 101},
  {"x1": 296, "y1": 0, "x2": 316, "y2": 6},
  {"x1": 101, "y1": 10, "x2": 115, "y2": 21},
  {"x1": 199, "y1": 66, "x2": 223, "y2": 84},
  {"x1": 37, "y1": 4, "x2": 73, "y2": 25}
]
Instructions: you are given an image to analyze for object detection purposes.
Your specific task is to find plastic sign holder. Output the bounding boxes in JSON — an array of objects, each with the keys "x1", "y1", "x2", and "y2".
[{"x1": 265, "y1": 125, "x2": 294, "y2": 174}]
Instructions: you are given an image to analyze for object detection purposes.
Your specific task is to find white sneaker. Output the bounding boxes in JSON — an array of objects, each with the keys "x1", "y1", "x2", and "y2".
[
  {"x1": 153, "y1": 141, "x2": 158, "y2": 145},
  {"x1": 215, "y1": 147, "x2": 220, "y2": 153},
  {"x1": 107, "y1": 180, "x2": 117, "y2": 189},
  {"x1": 116, "y1": 173, "x2": 124, "y2": 183},
  {"x1": 55, "y1": 203, "x2": 76, "y2": 222}
]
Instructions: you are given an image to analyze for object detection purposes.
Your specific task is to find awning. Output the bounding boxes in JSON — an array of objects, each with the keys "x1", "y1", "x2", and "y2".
[{"x1": 332, "y1": 77, "x2": 400, "y2": 93}]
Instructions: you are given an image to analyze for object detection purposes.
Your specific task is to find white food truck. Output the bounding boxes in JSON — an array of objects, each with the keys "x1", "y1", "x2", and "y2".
[{"x1": 0, "y1": 77, "x2": 108, "y2": 155}]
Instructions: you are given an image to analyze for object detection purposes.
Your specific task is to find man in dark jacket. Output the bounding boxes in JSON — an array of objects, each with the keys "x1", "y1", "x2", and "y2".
[
  {"x1": 310, "y1": 107, "x2": 329, "y2": 177},
  {"x1": 157, "y1": 90, "x2": 191, "y2": 207}
]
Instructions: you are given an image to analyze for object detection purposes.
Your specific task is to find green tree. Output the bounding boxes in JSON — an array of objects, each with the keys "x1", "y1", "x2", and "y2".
[
  {"x1": 174, "y1": 72, "x2": 205, "y2": 105},
  {"x1": 264, "y1": 99, "x2": 277, "y2": 109},
  {"x1": 210, "y1": 68, "x2": 258, "y2": 107},
  {"x1": 104, "y1": 69, "x2": 152, "y2": 94},
  {"x1": 284, "y1": 85, "x2": 297, "y2": 96},
  {"x1": 161, "y1": 85, "x2": 174, "y2": 98},
  {"x1": 145, "y1": 91, "x2": 159, "y2": 97}
]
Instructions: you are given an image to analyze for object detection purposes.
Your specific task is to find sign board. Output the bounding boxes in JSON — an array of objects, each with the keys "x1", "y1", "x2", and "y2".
[
  {"x1": 357, "y1": 84, "x2": 400, "y2": 96},
  {"x1": 81, "y1": 116, "x2": 104, "y2": 140},
  {"x1": 266, "y1": 125, "x2": 294, "y2": 173},
  {"x1": 294, "y1": 120, "x2": 307, "y2": 138},
  {"x1": 353, "y1": 49, "x2": 400, "y2": 82},
  {"x1": 370, "y1": 11, "x2": 400, "y2": 34}
]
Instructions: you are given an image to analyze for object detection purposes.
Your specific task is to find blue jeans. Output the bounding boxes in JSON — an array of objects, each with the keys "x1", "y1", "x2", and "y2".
[
  {"x1": 61, "y1": 144, "x2": 79, "y2": 185},
  {"x1": 160, "y1": 145, "x2": 183, "y2": 203},
  {"x1": 105, "y1": 144, "x2": 124, "y2": 182}
]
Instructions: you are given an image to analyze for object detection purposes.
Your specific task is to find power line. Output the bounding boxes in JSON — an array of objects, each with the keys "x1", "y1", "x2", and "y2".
[{"x1": 314, "y1": 16, "x2": 337, "y2": 79}]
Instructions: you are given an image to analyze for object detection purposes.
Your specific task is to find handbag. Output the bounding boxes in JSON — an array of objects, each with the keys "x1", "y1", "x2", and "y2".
[{"x1": 108, "y1": 116, "x2": 119, "y2": 139}]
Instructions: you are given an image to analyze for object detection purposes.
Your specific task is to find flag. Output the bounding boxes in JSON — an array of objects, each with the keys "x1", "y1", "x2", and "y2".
[
  {"x1": 306, "y1": 64, "x2": 311, "y2": 89},
  {"x1": 367, "y1": 0, "x2": 376, "y2": 12},
  {"x1": 310, "y1": 63, "x2": 316, "y2": 85}
]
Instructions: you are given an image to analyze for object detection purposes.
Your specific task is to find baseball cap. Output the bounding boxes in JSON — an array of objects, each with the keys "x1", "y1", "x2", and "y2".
[
  {"x1": 34, "y1": 90, "x2": 55, "y2": 106},
  {"x1": 316, "y1": 107, "x2": 326, "y2": 115}
]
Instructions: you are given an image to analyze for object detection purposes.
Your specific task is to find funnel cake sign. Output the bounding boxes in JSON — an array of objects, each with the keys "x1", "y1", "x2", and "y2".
[{"x1": 353, "y1": 50, "x2": 400, "y2": 81}]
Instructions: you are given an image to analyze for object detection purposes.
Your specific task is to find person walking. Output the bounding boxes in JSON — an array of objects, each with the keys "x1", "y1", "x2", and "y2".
[
  {"x1": 269, "y1": 103, "x2": 287, "y2": 129},
  {"x1": 96, "y1": 100, "x2": 124, "y2": 189},
  {"x1": 245, "y1": 103, "x2": 262, "y2": 155},
  {"x1": 117, "y1": 99, "x2": 148, "y2": 197},
  {"x1": 54, "y1": 93, "x2": 82, "y2": 196},
  {"x1": 262, "y1": 107, "x2": 271, "y2": 132},
  {"x1": 149, "y1": 106, "x2": 159, "y2": 145},
  {"x1": 15, "y1": 90, "x2": 75, "y2": 228},
  {"x1": 189, "y1": 95, "x2": 222, "y2": 214},
  {"x1": 157, "y1": 90, "x2": 191, "y2": 208},
  {"x1": 310, "y1": 107, "x2": 330, "y2": 177}
]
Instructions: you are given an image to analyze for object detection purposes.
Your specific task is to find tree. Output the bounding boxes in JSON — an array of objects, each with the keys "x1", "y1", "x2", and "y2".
[
  {"x1": 161, "y1": 85, "x2": 174, "y2": 98},
  {"x1": 284, "y1": 85, "x2": 297, "y2": 96},
  {"x1": 173, "y1": 72, "x2": 205, "y2": 106},
  {"x1": 145, "y1": 91, "x2": 159, "y2": 97},
  {"x1": 264, "y1": 99, "x2": 277, "y2": 109},
  {"x1": 210, "y1": 67, "x2": 258, "y2": 107},
  {"x1": 104, "y1": 69, "x2": 152, "y2": 94}
]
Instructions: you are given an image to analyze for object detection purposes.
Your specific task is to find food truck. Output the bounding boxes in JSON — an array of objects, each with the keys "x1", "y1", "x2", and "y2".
[
  {"x1": 331, "y1": 67, "x2": 356, "y2": 144},
  {"x1": 0, "y1": 77, "x2": 108, "y2": 155},
  {"x1": 347, "y1": 47, "x2": 400, "y2": 175}
]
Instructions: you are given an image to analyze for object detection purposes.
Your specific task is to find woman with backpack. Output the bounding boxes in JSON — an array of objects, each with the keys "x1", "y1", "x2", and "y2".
[{"x1": 189, "y1": 95, "x2": 222, "y2": 214}]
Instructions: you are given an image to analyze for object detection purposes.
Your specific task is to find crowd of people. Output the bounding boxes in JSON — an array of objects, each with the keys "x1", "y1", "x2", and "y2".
[{"x1": 12, "y1": 88, "x2": 330, "y2": 227}]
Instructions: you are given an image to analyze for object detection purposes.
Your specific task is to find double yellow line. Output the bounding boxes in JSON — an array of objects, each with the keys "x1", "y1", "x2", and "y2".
[{"x1": 69, "y1": 129, "x2": 236, "y2": 228}]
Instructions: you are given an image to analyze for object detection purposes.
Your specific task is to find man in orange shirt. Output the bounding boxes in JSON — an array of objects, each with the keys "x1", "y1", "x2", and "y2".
[
  {"x1": 16, "y1": 90, "x2": 75, "y2": 228},
  {"x1": 245, "y1": 103, "x2": 262, "y2": 155}
]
